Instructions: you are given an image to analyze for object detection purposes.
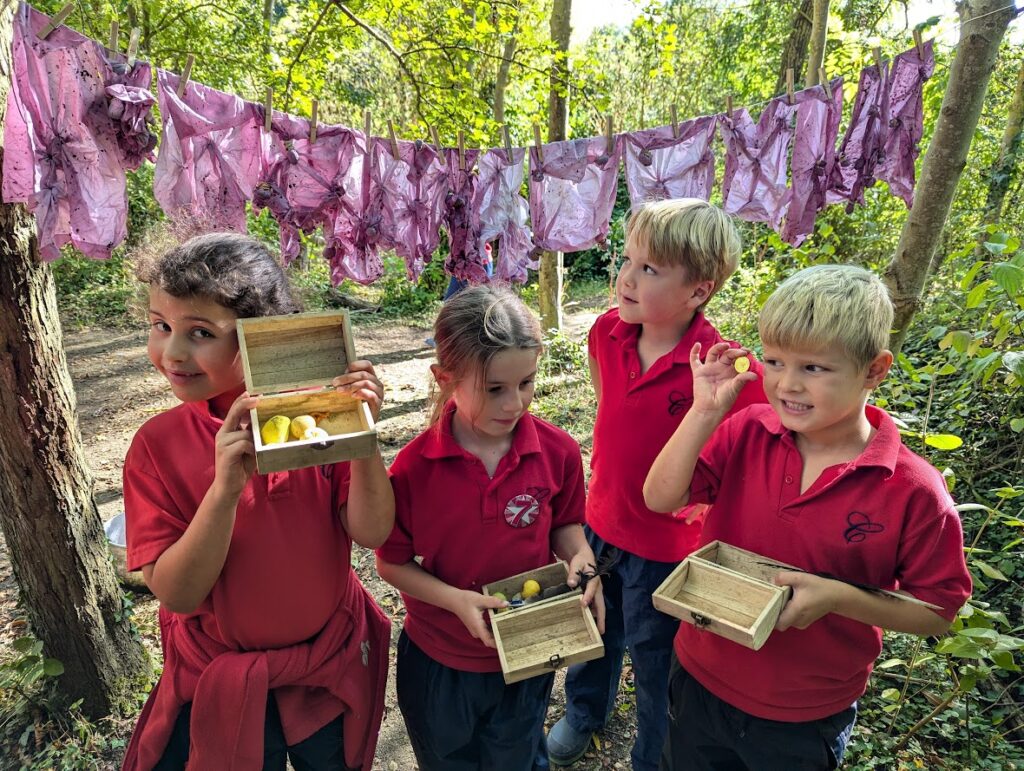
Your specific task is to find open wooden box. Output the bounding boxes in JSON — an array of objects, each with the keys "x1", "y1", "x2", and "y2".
[
  {"x1": 236, "y1": 311, "x2": 377, "y2": 474},
  {"x1": 652, "y1": 541, "x2": 791, "y2": 651},
  {"x1": 483, "y1": 561, "x2": 604, "y2": 684}
]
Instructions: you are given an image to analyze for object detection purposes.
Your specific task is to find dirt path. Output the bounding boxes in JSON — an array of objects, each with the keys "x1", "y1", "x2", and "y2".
[{"x1": 3, "y1": 307, "x2": 640, "y2": 770}]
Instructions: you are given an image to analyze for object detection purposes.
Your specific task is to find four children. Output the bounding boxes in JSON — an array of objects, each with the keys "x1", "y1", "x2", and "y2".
[{"x1": 123, "y1": 205, "x2": 971, "y2": 771}]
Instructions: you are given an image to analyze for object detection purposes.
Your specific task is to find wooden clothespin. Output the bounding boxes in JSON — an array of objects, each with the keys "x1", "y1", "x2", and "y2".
[
  {"x1": 670, "y1": 104, "x2": 679, "y2": 138},
  {"x1": 363, "y1": 109, "x2": 371, "y2": 138},
  {"x1": 533, "y1": 123, "x2": 544, "y2": 163},
  {"x1": 725, "y1": 94, "x2": 733, "y2": 117},
  {"x1": 912, "y1": 29, "x2": 924, "y2": 57},
  {"x1": 176, "y1": 54, "x2": 194, "y2": 98},
  {"x1": 309, "y1": 99, "x2": 318, "y2": 143},
  {"x1": 502, "y1": 124, "x2": 513, "y2": 156},
  {"x1": 126, "y1": 27, "x2": 140, "y2": 67},
  {"x1": 39, "y1": 3, "x2": 73, "y2": 39},
  {"x1": 387, "y1": 119, "x2": 400, "y2": 161},
  {"x1": 429, "y1": 126, "x2": 445, "y2": 166},
  {"x1": 108, "y1": 20, "x2": 119, "y2": 54},
  {"x1": 785, "y1": 68, "x2": 795, "y2": 105},
  {"x1": 604, "y1": 115, "x2": 615, "y2": 155},
  {"x1": 263, "y1": 87, "x2": 273, "y2": 133},
  {"x1": 819, "y1": 68, "x2": 832, "y2": 100},
  {"x1": 457, "y1": 130, "x2": 466, "y2": 171},
  {"x1": 872, "y1": 47, "x2": 884, "y2": 74}
]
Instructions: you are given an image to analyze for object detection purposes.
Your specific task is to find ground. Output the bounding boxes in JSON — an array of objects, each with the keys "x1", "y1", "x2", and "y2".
[{"x1": 0, "y1": 305, "x2": 642, "y2": 770}]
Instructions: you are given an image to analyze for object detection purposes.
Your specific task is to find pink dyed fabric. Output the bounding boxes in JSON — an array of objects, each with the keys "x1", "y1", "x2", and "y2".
[
  {"x1": 720, "y1": 98, "x2": 798, "y2": 229},
  {"x1": 442, "y1": 148, "x2": 489, "y2": 283},
  {"x1": 361, "y1": 139, "x2": 447, "y2": 282},
  {"x1": 622, "y1": 116, "x2": 717, "y2": 210},
  {"x1": 827, "y1": 61, "x2": 890, "y2": 209},
  {"x1": 153, "y1": 70, "x2": 262, "y2": 232},
  {"x1": 253, "y1": 114, "x2": 369, "y2": 283},
  {"x1": 473, "y1": 148, "x2": 536, "y2": 283},
  {"x1": 877, "y1": 41, "x2": 935, "y2": 208},
  {"x1": 781, "y1": 78, "x2": 844, "y2": 246},
  {"x1": 2, "y1": 4, "x2": 156, "y2": 260},
  {"x1": 529, "y1": 136, "x2": 623, "y2": 253}
]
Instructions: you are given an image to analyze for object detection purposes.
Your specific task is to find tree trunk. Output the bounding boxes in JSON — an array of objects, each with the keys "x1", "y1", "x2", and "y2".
[
  {"x1": 0, "y1": 10, "x2": 148, "y2": 718},
  {"x1": 539, "y1": 0, "x2": 570, "y2": 333},
  {"x1": 883, "y1": 0, "x2": 1017, "y2": 354},
  {"x1": 804, "y1": 0, "x2": 829, "y2": 87},
  {"x1": 974, "y1": 58, "x2": 1024, "y2": 255},
  {"x1": 493, "y1": 30, "x2": 516, "y2": 125},
  {"x1": 775, "y1": 0, "x2": 814, "y2": 94}
]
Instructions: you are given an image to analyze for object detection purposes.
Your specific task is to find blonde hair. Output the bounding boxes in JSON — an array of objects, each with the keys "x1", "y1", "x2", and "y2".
[
  {"x1": 429, "y1": 284, "x2": 543, "y2": 427},
  {"x1": 624, "y1": 198, "x2": 742, "y2": 302},
  {"x1": 758, "y1": 265, "x2": 894, "y2": 369}
]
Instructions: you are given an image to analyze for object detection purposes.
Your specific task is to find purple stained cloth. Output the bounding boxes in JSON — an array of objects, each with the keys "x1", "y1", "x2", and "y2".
[
  {"x1": 2, "y1": 4, "x2": 156, "y2": 260},
  {"x1": 622, "y1": 116, "x2": 717, "y2": 209},
  {"x1": 826, "y1": 60, "x2": 890, "y2": 209},
  {"x1": 720, "y1": 98, "x2": 799, "y2": 229},
  {"x1": 877, "y1": 40, "x2": 935, "y2": 208},
  {"x1": 473, "y1": 148, "x2": 536, "y2": 283},
  {"x1": 361, "y1": 138, "x2": 448, "y2": 281},
  {"x1": 781, "y1": 78, "x2": 844, "y2": 246},
  {"x1": 253, "y1": 113, "x2": 368, "y2": 283},
  {"x1": 153, "y1": 69, "x2": 262, "y2": 232},
  {"x1": 442, "y1": 148, "x2": 489, "y2": 283},
  {"x1": 528, "y1": 136, "x2": 623, "y2": 253}
]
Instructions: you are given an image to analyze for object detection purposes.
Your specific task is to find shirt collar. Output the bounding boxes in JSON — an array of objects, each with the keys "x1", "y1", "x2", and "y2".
[
  {"x1": 609, "y1": 310, "x2": 722, "y2": 365},
  {"x1": 755, "y1": 403, "x2": 901, "y2": 477},
  {"x1": 421, "y1": 402, "x2": 542, "y2": 460}
]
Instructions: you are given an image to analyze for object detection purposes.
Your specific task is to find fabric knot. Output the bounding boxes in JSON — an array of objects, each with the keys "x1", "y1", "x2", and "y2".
[{"x1": 638, "y1": 149, "x2": 653, "y2": 166}]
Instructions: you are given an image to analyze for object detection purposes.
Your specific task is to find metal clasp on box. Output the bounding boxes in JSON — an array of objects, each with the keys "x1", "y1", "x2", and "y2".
[
  {"x1": 545, "y1": 653, "x2": 565, "y2": 670},
  {"x1": 691, "y1": 612, "x2": 712, "y2": 628},
  {"x1": 311, "y1": 441, "x2": 336, "y2": 451}
]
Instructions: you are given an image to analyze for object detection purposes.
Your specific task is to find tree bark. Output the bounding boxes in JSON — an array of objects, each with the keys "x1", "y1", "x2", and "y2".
[
  {"x1": 0, "y1": 9, "x2": 148, "y2": 718},
  {"x1": 775, "y1": 0, "x2": 814, "y2": 94},
  {"x1": 539, "y1": 0, "x2": 571, "y2": 333},
  {"x1": 804, "y1": 0, "x2": 829, "y2": 87},
  {"x1": 493, "y1": 30, "x2": 516, "y2": 125},
  {"x1": 883, "y1": 0, "x2": 1017, "y2": 354},
  {"x1": 974, "y1": 58, "x2": 1024, "y2": 255}
]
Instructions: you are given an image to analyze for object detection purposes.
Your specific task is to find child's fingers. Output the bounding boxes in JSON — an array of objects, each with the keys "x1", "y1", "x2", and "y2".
[
  {"x1": 219, "y1": 393, "x2": 258, "y2": 434},
  {"x1": 473, "y1": 617, "x2": 497, "y2": 648},
  {"x1": 346, "y1": 359, "x2": 377, "y2": 377}
]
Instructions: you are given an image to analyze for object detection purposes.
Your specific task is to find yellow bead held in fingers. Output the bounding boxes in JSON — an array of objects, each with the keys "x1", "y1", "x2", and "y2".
[{"x1": 734, "y1": 356, "x2": 750, "y2": 374}]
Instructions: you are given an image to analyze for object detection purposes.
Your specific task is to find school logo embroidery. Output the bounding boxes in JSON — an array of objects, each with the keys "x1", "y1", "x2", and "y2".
[
  {"x1": 504, "y1": 487, "x2": 551, "y2": 528},
  {"x1": 668, "y1": 391, "x2": 692, "y2": 416},
  {"x1": 844, "y1": 511, "x2": 885, "y2": 544}
]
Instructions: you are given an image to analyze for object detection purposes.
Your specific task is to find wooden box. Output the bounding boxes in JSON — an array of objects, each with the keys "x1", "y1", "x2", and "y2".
[
  {"x1": 652, "y1": 541, "x2": 791, "y2": 651},
  {"x1": 483, "y1": 561, "x2": 604, "y2": 684},
  {"x1": 236, "y1": 311, "x2": 377, "y2": 474}
]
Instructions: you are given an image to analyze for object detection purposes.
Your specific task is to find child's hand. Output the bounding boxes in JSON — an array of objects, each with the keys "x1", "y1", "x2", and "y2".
[
  {"x1": 214, "y1": 393, "x2": 259, "y2": 499},
  {"x1": 690, "y1": 342, "x2": 758, "y2": 416},
  {"x1": 452, "y1": 589, "x2": 507, "y2": 648},
  {"x1": 774, "y1": 571, "x2": 841, "y2": 631},
  {"x1": 332, "y1": 360, "x2": 384, "y2": 421},
  {"x1": 567, "y1": 552, "x2": 606, "y2": 634}
]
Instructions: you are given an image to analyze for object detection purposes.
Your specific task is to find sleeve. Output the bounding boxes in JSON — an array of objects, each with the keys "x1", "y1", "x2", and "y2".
[
  {"x1": 123, "y1": 435, "x2": 188, "y2": 572},
  {"x1": 687, "y1": 409, "x2": 745, "y2": 506},
  {"x1": 330, "y1": 461, "x2": 353, "y2": 514},
  {"x1": 374, "y1": 452, "x2": 416, "y2": 565},
  {"x1": 895, "y1": 485, "x2": 973, "y2": 621},
  {"x1": 550, "y1": 438, "x2": 587, "y2": 529},
  {"x1": 587, "y1": 316, "x2": 600, "y2": 359}
]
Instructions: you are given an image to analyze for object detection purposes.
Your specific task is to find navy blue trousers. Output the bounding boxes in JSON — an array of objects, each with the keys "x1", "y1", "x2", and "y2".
[
  {"x1": 561, "y1": 528, "x2": 680, "y2": 771},
  {"x1": 660, "y1": 656, "x2": 857, "y2": 771},
  {"x1": 397, "y1": 630, "x2": 554, "y2": 771},
  {"x1": 154, "y1": 693, "x2": 347, "y2": 770}
]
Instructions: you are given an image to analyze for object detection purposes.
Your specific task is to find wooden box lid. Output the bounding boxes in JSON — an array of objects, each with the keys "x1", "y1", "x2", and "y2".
[{"x1": 236, "y1": 311, "x2": 357, "y2": 396}]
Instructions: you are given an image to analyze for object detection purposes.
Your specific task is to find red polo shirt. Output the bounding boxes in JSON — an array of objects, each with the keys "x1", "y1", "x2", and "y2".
[
  {"x1": 586, "y1": 308, "x2": 766, "y2": 562},
  {"x1": 676, "y1": 404, "x2": 972, "y2": 722},
  {"x1": 377, "y1": 408, "x2": 586, "y2": 672}
]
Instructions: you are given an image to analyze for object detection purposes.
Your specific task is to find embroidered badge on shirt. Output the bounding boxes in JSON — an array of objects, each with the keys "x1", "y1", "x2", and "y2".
[{"x1": 504, "y1": 487, "x2": 551, "y2": 528}]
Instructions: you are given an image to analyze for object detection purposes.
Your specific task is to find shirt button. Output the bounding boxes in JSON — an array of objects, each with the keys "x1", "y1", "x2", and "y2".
[
  {"x1": 629, "y1": 371, "x2": 636, "y2": 379},
  {"x1": 785, "y1": 475, "x2": 794, "y2": 484}
]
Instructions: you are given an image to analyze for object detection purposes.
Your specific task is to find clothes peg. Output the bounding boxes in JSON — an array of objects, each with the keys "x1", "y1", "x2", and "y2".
[
  {"x1": 912, "y1": 29, "x2": 924, "y2": 57},
  {"x1": 126, "y1": 27, "x2": 141, "y2": 67},
  {"x1": 457, "y1": 130, "x2": 466, "y2": 170},
  {"x1": 670, "y1": 104, "x2": 679, "y2": 138},
  {"x1": 387, "y1": 119, "x2": 401, "y2": 160},
  {"x1": 786, "y1": 68, "x2": 795, "y2": 105},
  {"x1": 819, "y1": 68, "x2": 832, "y2": 100},
  {"x1": 502, "y1": 124, "x2": 513, "y2": 156},
  {"x1": 605, "y1": 115, "x2": 615, "y2": 155},
  {"x1": 429, "y1": 126, "x2": 445, "y2": 166},
  {"x1": 725, "y1": 94, "x2": 733, "y2": 117},
  {"x1": 309, "y1": 99, "x2": 318, "y2": 143},
  {"x1": 176, "y1": 54, "x2": 195, "y2": 98},
  {"x1": 39, "y1": 3, "x2": 73, "y2": 39},
  {"x1": 872, "y1": 47, "x2": 884, "y2": 74},
  {"x1": 263, "y1": 87, "x2": 273, "y2": 133},
  {"x1": 108, "y1": 20, "x2": 119, "y2": 54},
  {"x1": 533, "y1": 124, "x2": 544, "y2": 164}
]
